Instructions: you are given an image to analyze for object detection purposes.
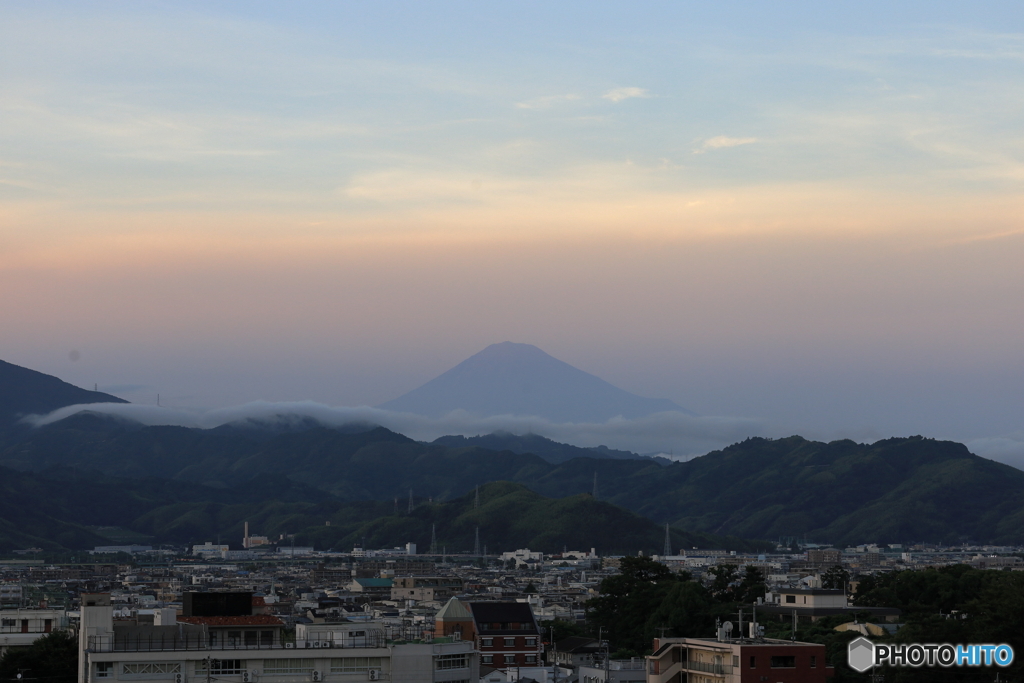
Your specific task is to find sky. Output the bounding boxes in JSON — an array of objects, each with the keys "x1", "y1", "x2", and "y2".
[{"x1": 2, "y1": 2, "x2": 1023, "y2": 463}]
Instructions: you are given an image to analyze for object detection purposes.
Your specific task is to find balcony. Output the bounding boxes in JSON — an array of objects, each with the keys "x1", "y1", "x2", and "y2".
[{"x1": 684, "y1": 659, "x2": 732, "y2": 676}]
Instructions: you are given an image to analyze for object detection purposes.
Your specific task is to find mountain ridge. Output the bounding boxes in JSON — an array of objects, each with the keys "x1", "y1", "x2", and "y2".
[{"x1": 0, "y1": 359, "x2": 127, "y2": 428}]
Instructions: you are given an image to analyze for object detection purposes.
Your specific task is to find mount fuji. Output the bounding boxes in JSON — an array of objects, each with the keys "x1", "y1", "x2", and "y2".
[{"x1": 378, "y1": 342, "x2": 692, "y2": 423}]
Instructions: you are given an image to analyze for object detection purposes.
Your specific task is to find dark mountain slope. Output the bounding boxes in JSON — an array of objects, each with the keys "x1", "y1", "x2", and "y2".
[
  {"x1": 432, "y1": 432, "x2": 666, "y2": 465},
  {"x1": 0, "y1": 359, "x2": 126, "y2": 427},
  {"x1": 5, "y1": 413, "x2": 1024, "y2": 545}
]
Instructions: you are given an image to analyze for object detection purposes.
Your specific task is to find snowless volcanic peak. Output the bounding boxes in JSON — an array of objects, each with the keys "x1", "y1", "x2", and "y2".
[{"x1": 378, "y1": 342, "x2": 691, "y2": 423}]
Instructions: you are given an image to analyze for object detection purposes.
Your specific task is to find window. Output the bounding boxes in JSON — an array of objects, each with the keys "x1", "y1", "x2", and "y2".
[
  {"x1": 122, "y1": 663, "x2": 183, "y2": 677},
  {"x1": 481, "y1": 638, "x2": 493, "y2": 647},
  {"x1": 260, "y1": 630, "x2": 273, "y2": 646},
  {"x1": 245, "y1": 630, "x2": 258, "y2": 646},
  {"x1": 504, "y1": 637, "x2": 516, "y2": 647},
  {"x1": 504, "y1": 655, "x2": 515, "y2": 664},
  {"x1": 525, "y1": 638, "x2": 536, "y2": 646},
  {"x1": 732, "y1": 656, "x2": 739, "y2": 668},
  {"x1": 330, "y1": 658, "x2": 383, "y2": 674},
  {"x1": 228, "y1": 630, "x2": 242, "y2": 646},
  {"x1": 749, "y1": 656, "x2": 756, "y2": 668},
  {"x1": 810, "y1": 655, "x2": 817, "y2": 668},
  {"x1": 197, "y1": 660, "x2": 243, "y2": 675},
  {"x1": 770, "y1": 656, "x2": 796, "y2": 668},
  {"x1": 482, "y1": 655, "x2": 493, "y2": 664},
  {"x1": 525, "y1": 655, "x2": 536, "y2": 664},
  {"x1": 0, "y1": 619, "x2": 14, "y2": 628},
  {"x1": 95, "y1": 663, "x2": 113, "y2": 679},
  {"x1": 785, "y1": 595, "x2": 796, "y2": 604},
  {"x1": 262, "y1": 659, "x2": 314, "y2": 675},
  {"x1": 436, "y1": 654, "x2": 468, "y2": 670}
]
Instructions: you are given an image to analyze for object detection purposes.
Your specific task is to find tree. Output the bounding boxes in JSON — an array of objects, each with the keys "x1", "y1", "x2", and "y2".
[
  {"x1": 646, "y1": 580, "x2": 715, "y2": 639},
  {"x1": 820, "y1": 565, "x2": 849, "y2": 590},
  {"x1": 587, "y1": 556, "x2": 681, "y2": 653},
  {"x1": 0, "y1": 630, "x2": 77, "y2": 683},
  {"x1": 707, "y1": 564, "x2": 739, "y2": 601},
  {"x1": 738, "y1": 565, "x2": 767, "y2": 603},
  {"x1": 524, "y1": 582, "x2": 538, "y2": 594}
]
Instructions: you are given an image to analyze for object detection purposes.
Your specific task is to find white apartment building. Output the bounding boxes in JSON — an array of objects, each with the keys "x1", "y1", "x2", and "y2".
[
  {"x1": 0, "y1": 607, "x2": 69, "y2": 656},
  {"x1": 78, "y1": 593, "x2": 477, "y2": 683}
]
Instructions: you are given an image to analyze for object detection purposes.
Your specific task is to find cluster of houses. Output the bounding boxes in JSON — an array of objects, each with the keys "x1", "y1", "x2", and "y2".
[{"x1": 2, "y1": 540, "x2": 1019, "y2": 682}]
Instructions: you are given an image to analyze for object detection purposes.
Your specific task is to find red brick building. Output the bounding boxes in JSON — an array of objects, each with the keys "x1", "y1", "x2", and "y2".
[
  {"x1": 647, "y1": 636, "x2": 834, "y2": 682},
  {"x1": 435, "y1": 598, "x2": 542, "y2": 669}
]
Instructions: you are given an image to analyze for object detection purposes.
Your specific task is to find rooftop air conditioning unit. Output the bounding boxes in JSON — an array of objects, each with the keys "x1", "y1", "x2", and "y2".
[
  {"x1": 322, "y1": 641, "x2": 332, "y2": 649},
  {"x1": 313, "y1": 640, "x2": 322, "y2": 648},
  {"x1": 174, "y1": 674, "x2": 183, "y2": 683},
  {"x1": 368, "y1": 670, "x2": 381, "y2": 681},
  {"x1": 285, "y1": 642, "x2": 295, "y2": 649},
  {"x1": 312, "y1": 672, "x2": 322, "y2": 682},
  {"x1": 242, "y1": 672, "x2": 251, "y2": 683}
]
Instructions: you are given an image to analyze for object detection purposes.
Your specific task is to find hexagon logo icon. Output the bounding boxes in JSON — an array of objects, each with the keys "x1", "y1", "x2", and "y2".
[{"x1": 848, "y1": 636, "x2": 875, "y2": 673}]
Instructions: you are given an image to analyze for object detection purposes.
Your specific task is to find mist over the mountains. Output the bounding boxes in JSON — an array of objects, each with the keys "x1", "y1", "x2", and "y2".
[{"x1": 23, "y1": 401, "x2": 763, "y2": 458}]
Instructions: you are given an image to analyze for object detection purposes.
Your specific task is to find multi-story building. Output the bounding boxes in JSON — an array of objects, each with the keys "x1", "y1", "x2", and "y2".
[
  {"x1": 435, "y1": 599, "x2": 542, "y2": 670},
  {"x1": 579, "y1": 659, "x2": 646, "y2": 683},
  {"x1": 391, "y1": 577, "x2": 464, "y2": 603},
  {"x1": 805, "y1": 549, "x2": 842, "y2": 568},
  {"x1": 646, "y1": 636, "x2": 833, "y2": 683},
  {"x1": 760, "y1": 589, "x2": 900, "y2": 623},
  {"x1": 78, "y1": 592, "x2": 477, "y2": 683},
  {"x1": 0, "y1": 607, "x2": 69, "y2": 656}
]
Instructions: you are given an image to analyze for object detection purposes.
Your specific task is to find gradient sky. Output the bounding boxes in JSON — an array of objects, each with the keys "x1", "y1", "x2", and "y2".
[{"x1": 2, "y1": 2, "x2": 1023, "y2": 461}]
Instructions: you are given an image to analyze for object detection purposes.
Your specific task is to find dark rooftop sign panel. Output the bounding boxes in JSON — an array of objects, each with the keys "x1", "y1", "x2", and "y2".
[{"x1": 183, "y1": 592, "x2": 253, "y2": 618}]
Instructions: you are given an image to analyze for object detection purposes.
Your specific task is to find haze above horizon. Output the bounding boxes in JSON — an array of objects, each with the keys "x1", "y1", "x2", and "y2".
[{"x1": 2, "y1": 2, "x2": 1022, "y2": 465}]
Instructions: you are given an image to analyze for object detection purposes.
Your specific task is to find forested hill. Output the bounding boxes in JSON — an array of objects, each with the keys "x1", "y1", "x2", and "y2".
[
  {"x1": 0, "y1": 359, "x2": 126, "y2": 427},
  {"x1": 0, "y1": 465, "x2": 759, "y2": 555},
  {"x1": 3, "y1": 412, "x2": 1024, "y2": 545}
]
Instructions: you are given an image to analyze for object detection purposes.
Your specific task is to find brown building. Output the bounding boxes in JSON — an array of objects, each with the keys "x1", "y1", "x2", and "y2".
[
  {"x1": 647, "y1": 636, "x2": 833, "y2": 683},
  {"x1": 435, "y1": 598, "x2": 542, "y2": 669},
  {"x1": 805, "y1": 549, "x2": 842, "y2": 567},
  {"x1": 391, "y1": 576, "x2": 464, "y2": 602}
]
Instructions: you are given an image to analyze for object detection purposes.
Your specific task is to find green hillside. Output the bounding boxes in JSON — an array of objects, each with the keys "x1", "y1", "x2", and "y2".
[
  {"x1": 4, "y1": 413, "x2": 1024, "y2": 545},
  {"x1": 0, "y1": 464, "x2": 759, "y2": 554}
]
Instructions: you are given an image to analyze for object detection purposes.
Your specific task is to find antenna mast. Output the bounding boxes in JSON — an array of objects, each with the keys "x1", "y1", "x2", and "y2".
[{"x1": 663, "y1": 523, "x2": 672, "y2": 557}]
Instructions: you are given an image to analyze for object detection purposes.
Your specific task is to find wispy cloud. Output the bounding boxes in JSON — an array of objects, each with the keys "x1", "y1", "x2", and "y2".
[
  {"x1": 515, "y1": 94, "x2": 581, "y2": 110},
  {"x1": 22, "y1": 401, "x2": 765, "y2": 460},
  {"x1": 602, "y1": 87, "x2": 649, "y2": 103},
  {"x1": 693, "y1": 135, "x2": 758, "y2": 154}
]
